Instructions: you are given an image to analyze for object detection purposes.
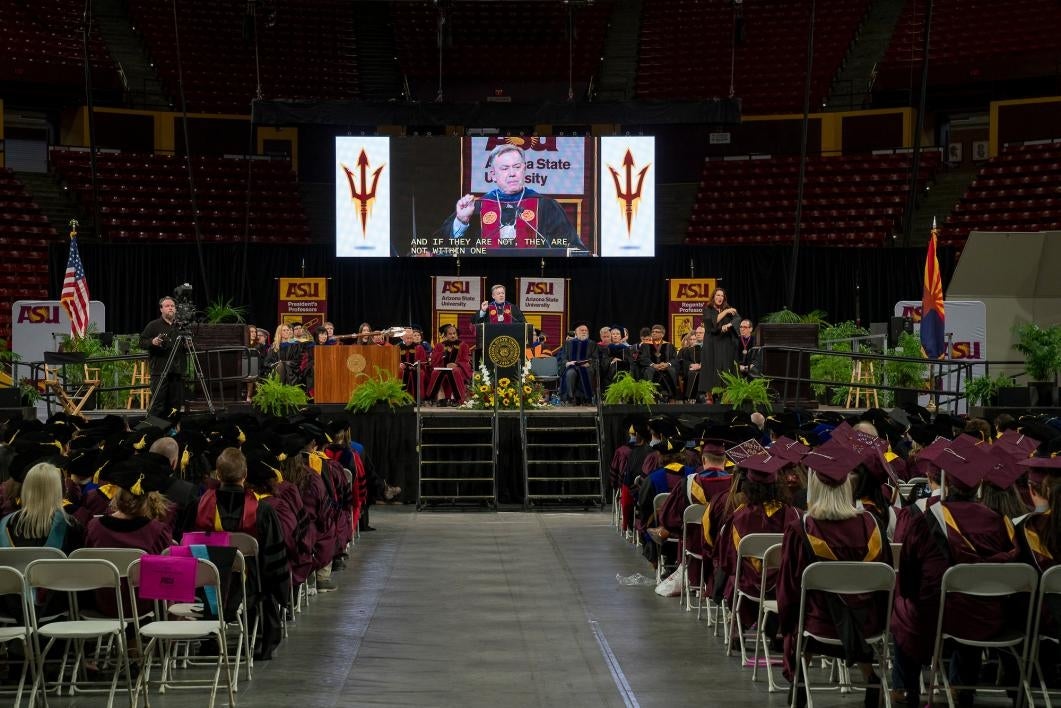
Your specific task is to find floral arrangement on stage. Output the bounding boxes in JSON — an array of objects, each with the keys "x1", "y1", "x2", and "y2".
[{"x1": 462, "y1": 360, "x2": 548, "y2": 410}]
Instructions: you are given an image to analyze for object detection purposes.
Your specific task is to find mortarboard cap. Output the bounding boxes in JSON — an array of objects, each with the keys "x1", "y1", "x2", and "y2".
[
  {"x1": 983, "y1": 444, "x2": 1025, "y2": 490},
  {"x1": 770, "y1": 436, "x2": 810, "y2": 463},
  {"x1": 803, "y1": 440, "x2": 862, "y2": 486},
  {"x1": 739, "y1": 453, "x2": 787, "y2": 484},
  {"x1": 995, "y1": 430, "x2": 1040, "y2": 461}
]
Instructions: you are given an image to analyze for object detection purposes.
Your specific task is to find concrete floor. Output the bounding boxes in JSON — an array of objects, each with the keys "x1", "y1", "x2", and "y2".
[{"x1": 41, "y1": 506, "x2": 898, "y2": 708}]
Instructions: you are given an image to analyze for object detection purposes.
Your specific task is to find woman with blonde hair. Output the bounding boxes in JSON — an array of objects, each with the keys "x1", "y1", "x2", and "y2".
[{"x1": 0, "y1": 462, "x2": 83, "y2": 552}]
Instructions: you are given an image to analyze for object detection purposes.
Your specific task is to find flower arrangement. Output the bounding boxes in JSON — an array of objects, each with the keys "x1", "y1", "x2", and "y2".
[{"x1": 463, "y1": 360, "x2": 548, "y2": 410}]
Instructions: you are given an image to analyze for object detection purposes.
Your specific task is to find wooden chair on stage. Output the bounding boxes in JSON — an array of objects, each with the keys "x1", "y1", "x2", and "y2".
[
  {"x1": 43, "y1": 352, "x2": 101, "y2": 415},
  {"x1": 126, "y1": 360, "x2": 151, "y2": 409},
  {"x1": 845, "y1": 359, "x2": 879, "y2": 409}
]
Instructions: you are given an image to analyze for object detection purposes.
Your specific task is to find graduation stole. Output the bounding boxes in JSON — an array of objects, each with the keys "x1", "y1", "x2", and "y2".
[
  {"x1": 1023, "y1": 511, "x2": 1054, "y2": 570},
  {"x1": 478, "y1": 198, "x2": 541, "y2": 248},
  {"x1": 730, "y1": 501, "x2": 786, "y2": 573},
  {"x1": 486, "y1": 302, "x2": 514, "y2": 323}
]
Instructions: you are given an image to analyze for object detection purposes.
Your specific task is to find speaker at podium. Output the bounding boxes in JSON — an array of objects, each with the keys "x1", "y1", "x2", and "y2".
[{"x1": 477, "y1": 323, "x2": 532, "y2": 381}]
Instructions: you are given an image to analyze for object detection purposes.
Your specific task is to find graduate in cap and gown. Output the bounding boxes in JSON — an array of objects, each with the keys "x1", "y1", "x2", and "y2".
[
  {"x1": 890, "y1": 437, "x2": 1020, "y2": 708},
  {"x1": 84, "y1": 456, "x2": 173, "y2": 554},
  {"x1": 718, "y1": 452, "x2": 801, "y2": 631},
  {"x1": 635, "y1": 439, "x2": 696, "y2": 564},
  {"x1": 427, "y1": 323, "x2": 473, "y2": 406},
  {"x1": 775, "y1": 440, "x2": 892, "y2": 702}
]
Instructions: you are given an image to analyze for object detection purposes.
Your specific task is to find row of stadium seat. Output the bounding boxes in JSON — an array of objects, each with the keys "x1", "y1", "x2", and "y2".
[{"x1": 0, "y1": 169, "x2": 59, "y2": 341}]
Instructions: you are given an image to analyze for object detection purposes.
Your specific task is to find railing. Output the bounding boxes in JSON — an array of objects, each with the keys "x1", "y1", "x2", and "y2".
[{"x1": 761, "y1": 343, "x2": 1024, "y2": 412}]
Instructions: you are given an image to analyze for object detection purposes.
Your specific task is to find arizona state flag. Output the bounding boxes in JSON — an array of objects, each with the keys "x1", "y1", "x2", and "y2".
[{"x1": 920, "y1": 223, "x2": 946, "y2": 358}]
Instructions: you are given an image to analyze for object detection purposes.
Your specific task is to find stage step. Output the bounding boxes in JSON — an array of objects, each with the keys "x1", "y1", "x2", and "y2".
[
  {"x1": 417, "y1": 412, "x2": 496, "y2": 510},
  {"x1": 522, "y1": 413, "x2": 604, "y2": 509}
]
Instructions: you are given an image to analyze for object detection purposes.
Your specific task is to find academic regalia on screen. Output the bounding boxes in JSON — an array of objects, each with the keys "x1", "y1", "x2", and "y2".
[
  {"x1": 700, "y1": 305, "x2": 740, "y2": 395},
  {"x1": 472, "y1": 300, "x2": 526, "y2": 325},
  {"x1": 437, "y1": 187, "x2": 586, "y2": 253}
]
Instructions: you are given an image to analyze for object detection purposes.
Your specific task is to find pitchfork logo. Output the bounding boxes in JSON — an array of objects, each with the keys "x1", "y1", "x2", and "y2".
[
  {"x1": 607, "y1": 149, "x2": 651, "y2": 236},
  {"x1": 341, "y1": 150, "x2": 385, "y2": 236}
]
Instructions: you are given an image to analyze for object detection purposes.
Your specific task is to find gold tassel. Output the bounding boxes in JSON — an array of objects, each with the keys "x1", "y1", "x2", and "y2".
[
  {"x1": 131, "y1": 474, "x2": 144, "y2": 495},
  {"x1": 268, "y1": 464, "x2": 283, "y2": 482},
  {"x1": 237, "y1": 427, "x2": 246, "y2": 444},
  {"x1": 277, "y1": 452, "x2": 287, "y2": 462},
  {"x1": 133, "y1": 435, "x2": 147, "y2": 450},
  {"x1": 180, "y1": 448, "x2": 190, "y2": 471},
  {"x1": 92, "y1": 464, "x2": 106, "y2": 485}
]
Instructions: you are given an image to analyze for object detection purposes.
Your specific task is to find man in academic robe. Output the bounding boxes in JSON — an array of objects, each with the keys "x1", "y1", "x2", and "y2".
[
  {"x1": 438, "y1": 143, "x2": 586, "y2": 254},
  {"x1": 426, "y1": 323, "x2": 473, "y2": 405},
  {"x1": 679, "y1": 325, "x2": 705, "y2": 401},
  {"x1": 559, "y1": 322, "x2": 597, "y2": 404},
  {"x1": 890, "y1": 438, "x2": 1020, "y2": 707},
  {"x1": 636, "y1": 324, "x2": 678, "y2": 400},
  {"x1": 735, "y1": 319, "x2": 762, "y2": 378},
  {"x1": 397, "y1": 329, "x2": 428, "y2": 401},
  {"x1": 472, "y1": 283, "x2": 526, "y2": 325}
]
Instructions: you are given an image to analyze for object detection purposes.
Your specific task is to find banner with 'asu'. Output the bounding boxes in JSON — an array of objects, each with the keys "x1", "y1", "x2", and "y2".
[
  {"x1": 515, "y1": 277, "x2": 568, "y2": 349},
  {"x1": 432, "y1": 276, "x2": 486, "y2": 347},
  {"x1": 278, "y1": 278, "x2": 328, "y2": 332},
  {"x1": 336, "y1": 136, "x2": 391, "y2": 257},
  {"x1": 667, "y1": 278, "x2": 718, "y2": 344}
]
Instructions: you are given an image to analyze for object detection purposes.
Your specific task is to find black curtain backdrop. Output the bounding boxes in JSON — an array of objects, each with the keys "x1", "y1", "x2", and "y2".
[{"x1": 50, "y1": 243, "x2": 957, "y2": 338}]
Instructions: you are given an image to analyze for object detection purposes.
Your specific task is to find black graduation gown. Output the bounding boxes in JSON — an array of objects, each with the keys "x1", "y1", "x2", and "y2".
[
  {"x1": 435, "y1": 190, "x2": 586, "y2": 254},
  {"x1": 700, "y1": 305, "x2": 740, "y2": 394},
  {"x1": 636, "y1": 341, "x2": 678, "y2": 397},
  {"x1": 678, "y1": 343, "x2": 703, "y2": 398}
]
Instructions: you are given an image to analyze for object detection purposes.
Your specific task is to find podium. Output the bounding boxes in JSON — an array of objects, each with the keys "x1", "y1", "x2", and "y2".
[
  {"x1": 477, "y1": 323, "x2": 531, "y2": 381},
  {"x1": 314, "y1": 345, "x2": 399, "y2": 404}
]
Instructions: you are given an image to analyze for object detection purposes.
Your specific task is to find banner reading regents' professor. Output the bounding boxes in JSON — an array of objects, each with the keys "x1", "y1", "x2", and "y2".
[{"x1": 431, "y1": 137, "x2": 593, "y2": 257}]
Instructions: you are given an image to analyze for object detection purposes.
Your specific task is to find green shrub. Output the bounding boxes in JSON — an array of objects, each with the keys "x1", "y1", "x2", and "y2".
[
  {"x1": 711, "y1": 369, "x2": 774, "y2": 412},
  {"x1": 602, "y1": 372, "x2": 659, "y2": 406},
  {"x1": 252, "y1": 373, "x2": 309, "y2": 417},
  {"x1": 346, "y1": 367, "x2": 414, "y2": 413}
]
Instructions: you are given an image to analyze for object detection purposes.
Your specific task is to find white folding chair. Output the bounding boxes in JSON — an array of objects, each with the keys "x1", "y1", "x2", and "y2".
[
  {"x1": 128, "y1": 557, "x2": 235, "y2": 708},
  {"x1": 0, "y1": 567, "x2": 37, "y2": 708},
  {"x1": 889, "y1": 543, "x2": 901, "y2": 571},
  {"x1": 752, "y1": 542, "x2": 785, "y2": 691},
  {"x1": 228, "y1": 532, "x2": 261, "y2": 684},
  {"x1": 790, "y1": 561, "x2": 896, "y2": 708},
  {"x1": 728, "y1": 532, "x2": 784, "y2": 666},
  {"x1": 1030, "y1": 564, "x2": 1061, "y2": 708},
  {"x1": 26, "y1": 558, "x2": 135, "y2": 708},
  {"x1": 612, "y1": 487, "x2": 622, "y2": 533},
  {"x1": 926, "y1": 562, "x2": 1038, "y2": 708},
  {"x1": 679, "y1": 503, "x2": 707, "y2": 613},
  {"x1": 650, "y1": 492, "x2": 678, "y2": 583}
]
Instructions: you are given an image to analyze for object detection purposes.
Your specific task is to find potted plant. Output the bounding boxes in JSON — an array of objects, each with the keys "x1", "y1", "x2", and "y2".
[
  {"x1": 1013, "y1": 322, "x2": 1061, "y2": 406},
  {"x1": 602, "y1": 372, "x2": 659, "y2": 406},
  {"x1": 205, "y1": 296, "x2": 247, "y2": 324},
  {"x1": 882, "y1": 332, "x2": 930, "y2": 408},
  {"x1": 252, "y1": 373, "x2": 309, "y2": 417},
  {"x1": 711, "y1": 369, "x2": 774, "y2": 413},
  {"x1": 810, "y1": 320, "x2": 870, "y2": 405},
  {"x1": 346, "y1": 367, "x2": 414, "y2": 413},
  {"x1": 965, "y1": 371, "x2": 1013, "y2": 407}
]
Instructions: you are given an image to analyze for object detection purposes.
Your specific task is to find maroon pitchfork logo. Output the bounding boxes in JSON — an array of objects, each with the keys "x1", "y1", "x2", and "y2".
[
  {"x1": 607, "y1": 149, "x2": 651, "y2": 236},
  {"x1": 341, "y1": 149, "x2": 385, "y2": 236}
]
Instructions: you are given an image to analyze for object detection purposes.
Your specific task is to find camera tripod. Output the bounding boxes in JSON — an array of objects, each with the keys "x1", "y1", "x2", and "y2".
[{"x1": 147, "y1": 331, "x2": 215, "y2": 416}]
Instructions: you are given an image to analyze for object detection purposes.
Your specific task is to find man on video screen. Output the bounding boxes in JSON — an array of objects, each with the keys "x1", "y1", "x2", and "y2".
[{"x1": 438, "y1": 143, "x2": 586, "y2": 252}]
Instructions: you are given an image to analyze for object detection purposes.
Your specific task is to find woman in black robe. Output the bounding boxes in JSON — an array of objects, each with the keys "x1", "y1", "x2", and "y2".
[{"x1": 699, "y1": 287, "x2": 740, "y2": 403}]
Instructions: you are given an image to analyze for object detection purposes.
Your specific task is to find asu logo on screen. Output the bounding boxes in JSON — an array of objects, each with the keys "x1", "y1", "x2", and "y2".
[
  {"x1": 599, "y1": 137, "x2": 655, "y2": 257},
  {"x1": 335, "y1": 137, "x2": 391, "y2": 257}
]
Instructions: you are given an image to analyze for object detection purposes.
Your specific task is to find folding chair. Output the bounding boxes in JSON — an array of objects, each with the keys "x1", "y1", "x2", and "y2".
[
  {"x1": 0, "y1": 567, "x2": 36, "y2": 708},
  {"x1": 790, "y1": 561, "x2": 896, "y2": 708},
  {"x1": 926, "y1": 562, "x2": 1038, "y2": 708},
  {"x1": 752, "y1": 542, "x2": 785, "y2": 691},
  {"x1": 889, "y1": 543, "x2": 901, "y2": 571},
  {"x1": 227, "y1": 532, "x2": 260, "y2": 684},
  {"x1": 651, "y1": 492, "x2": 678, "y2": 583},
  {"x1": 679, "y1": 503, "x2": 707, "y2": 613},
  {"x1": 26, "y1": 558, "x2": 135, "y2": 708},
  {"x1": 529, "y1": 356, "x2": 560, "y2": 396},
  {"x1": 1030, "y1": 564, "x2": 1061, "y2": 707},
  {"x1": 728, "y1": 532, "x2": 784, "y2": 666},
  {"x1": 128, "y1": 557, "x2": 235, "y2": 708},
  {"x1": 42, "y1": 352, "x2": 100, "y2": 416}
]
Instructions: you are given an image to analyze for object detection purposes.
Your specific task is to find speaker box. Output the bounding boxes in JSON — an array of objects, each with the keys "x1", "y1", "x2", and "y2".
[{"x1": 0, "y1": 388, "x2": 22, "y2": 408}]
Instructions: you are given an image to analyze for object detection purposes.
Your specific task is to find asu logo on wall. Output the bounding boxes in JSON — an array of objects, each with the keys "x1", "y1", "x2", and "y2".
[
  {"x1": 336, "y1": 137, "x2": 391, "y2": 257},
  {"x1": 600, "y1": 136, "x2": 655, "y2": 257}
]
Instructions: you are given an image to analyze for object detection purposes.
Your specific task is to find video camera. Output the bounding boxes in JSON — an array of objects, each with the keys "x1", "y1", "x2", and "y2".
[{"x1": 172, "y1": 283, "x2": 198, "y2": 332}]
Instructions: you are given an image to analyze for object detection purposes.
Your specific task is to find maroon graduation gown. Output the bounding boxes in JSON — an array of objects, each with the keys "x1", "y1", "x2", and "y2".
[
  {"x1": 891, "y1": 500, "x2": 1019, "y2": 665},
  {"x1": 427, "y1": 341, "x2": 472, "y2": 402},
  {"x1": 719, "y1": 501, "x2": 801, "y2": 625}
]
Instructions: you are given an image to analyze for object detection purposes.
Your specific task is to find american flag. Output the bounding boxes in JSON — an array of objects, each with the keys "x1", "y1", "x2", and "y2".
[{"x1": 60, "y1": 233, "x2": 90, "y2": 338}]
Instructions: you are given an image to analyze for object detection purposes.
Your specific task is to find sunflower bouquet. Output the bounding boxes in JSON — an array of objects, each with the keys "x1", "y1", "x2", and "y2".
[{"x1": 463, "y1": 360, "x2": 548, "y2": 410}]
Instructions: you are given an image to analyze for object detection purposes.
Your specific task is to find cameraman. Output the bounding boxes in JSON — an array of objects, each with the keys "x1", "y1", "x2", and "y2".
[{"x1": 139, "y1": 296, "x2": 186, "y2": 418}]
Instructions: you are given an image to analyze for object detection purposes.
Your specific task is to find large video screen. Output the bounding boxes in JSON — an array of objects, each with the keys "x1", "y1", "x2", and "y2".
[{"x1": 335, "y1": 136, "x2": 654, "y2": 258}]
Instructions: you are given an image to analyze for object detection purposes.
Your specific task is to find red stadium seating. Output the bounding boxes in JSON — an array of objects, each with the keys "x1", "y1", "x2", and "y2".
[
  {"x1": 0, "y1": 169, "x2": 59, "y2": 341},
  {"x1": 637, "y1": 0, "x2": 869, "y2": 113},
  {"x1": 0, "y1": 0, "x2": 121, "y2": 89},
  {"x1": 940, "y1": 141, "x2": 1061, "y2": 244},
  {"x1": 685, "y1": 151, "x2": 941, "y2": 246},
  {"x1": 390, "y1": 1, "x2": 614, "y2": 101},
  {"x1": 880, "y1": 0, "x2": 1061, "y2": 89},
  {"x1": 127, "y1": 0, "x2": 358, "y2": 113},
  {"x1": 50, "y1": 148, "x2": 311, "y2": 244}
]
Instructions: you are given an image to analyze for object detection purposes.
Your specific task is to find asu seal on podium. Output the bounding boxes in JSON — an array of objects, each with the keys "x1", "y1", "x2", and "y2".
[{"x1": 487, "y1": 335, "x2": 521, "y2": 368}]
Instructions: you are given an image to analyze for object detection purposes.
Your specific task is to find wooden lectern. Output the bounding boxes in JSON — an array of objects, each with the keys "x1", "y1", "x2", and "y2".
[
  {"x1": 477, "y1": 323, "x2": 531, "y2": 382},
  {"x1": 314, "y1": 345, "x2": 400, "y2": 404}
]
